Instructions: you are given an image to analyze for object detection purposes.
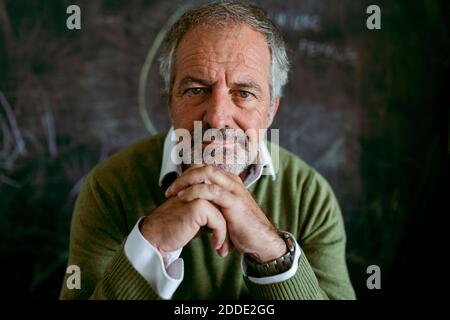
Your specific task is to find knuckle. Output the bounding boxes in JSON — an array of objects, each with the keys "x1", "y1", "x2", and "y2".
[
  {"x1": 190, "y1": 200, "x2": 208, "y2": 224},
  {"x1": 210, "y1": 184, "x2": 221, "y2": 195}
]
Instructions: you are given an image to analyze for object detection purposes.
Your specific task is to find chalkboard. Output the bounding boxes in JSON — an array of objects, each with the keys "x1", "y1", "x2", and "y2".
[{"x1": 0, "y1": 0, "x2": 447, "y2": 299}]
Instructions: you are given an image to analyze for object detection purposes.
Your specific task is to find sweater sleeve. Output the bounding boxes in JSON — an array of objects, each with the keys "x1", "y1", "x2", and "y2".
[
  {"x1": 59, "y1": 169, "x2": 161, "y2": 300},
  {"x1": 244, "y1": 169, "x2": 356, "y2": 300}
]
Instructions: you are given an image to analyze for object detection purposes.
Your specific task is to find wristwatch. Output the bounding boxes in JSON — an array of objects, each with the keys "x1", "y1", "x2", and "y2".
[{"x1": 244, "y1": 231, "x2": 296, "y2": 278}]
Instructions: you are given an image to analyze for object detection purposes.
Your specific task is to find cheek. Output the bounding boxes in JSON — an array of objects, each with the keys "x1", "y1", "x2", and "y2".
[
  {"x1": 170, "y1": 101, "x2": 204, "y2": 130},
  {"x1": 234, "y1": 108, "x2": 268, "y2": 131}
]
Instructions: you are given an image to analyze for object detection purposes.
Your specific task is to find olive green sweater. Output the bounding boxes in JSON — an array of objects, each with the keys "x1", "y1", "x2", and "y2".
[{"x1": 59, "y1": 133, "x2": 355, "y2": 300}]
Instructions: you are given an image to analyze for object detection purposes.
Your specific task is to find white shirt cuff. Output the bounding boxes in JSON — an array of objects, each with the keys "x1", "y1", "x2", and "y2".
[
  {"x1": 241, "y1": 233, "x2": 301, "y2": 285},
  {"x1": 124, "y1": 217, "x2": 184, "y2": 299}
]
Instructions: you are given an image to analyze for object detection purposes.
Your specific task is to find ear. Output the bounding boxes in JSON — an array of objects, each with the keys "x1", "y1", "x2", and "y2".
[{"x1": 266, "y1": 96, "x2": 280, "y2": 127}]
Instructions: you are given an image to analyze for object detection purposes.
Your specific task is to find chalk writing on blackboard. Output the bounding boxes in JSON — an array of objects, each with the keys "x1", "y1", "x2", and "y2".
[
  {"x1": 268, "y1": 12, "x2": 320, "y2": 32},
  {"x1": 298, "y1": 39, "x2": 358, "y2": 62}
]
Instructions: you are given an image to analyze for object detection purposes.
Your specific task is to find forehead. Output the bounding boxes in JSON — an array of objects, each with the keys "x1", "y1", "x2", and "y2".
[{"x1": 174, "y1": 23, "x2": 271, "y2": 81}]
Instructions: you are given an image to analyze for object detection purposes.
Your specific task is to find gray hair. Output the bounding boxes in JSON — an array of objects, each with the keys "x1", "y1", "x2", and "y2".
[{"x1": 159, "y1": 0, "x2": 290, "y2": 107}]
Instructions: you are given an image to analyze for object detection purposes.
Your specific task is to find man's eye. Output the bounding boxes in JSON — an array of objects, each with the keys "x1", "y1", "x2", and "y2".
[
  {"x1": 186, "y1": 88, "x2": 203, "y2": 95},
  {"x1": 239, "y1": 91, "x2": 252, "y2": 98}
]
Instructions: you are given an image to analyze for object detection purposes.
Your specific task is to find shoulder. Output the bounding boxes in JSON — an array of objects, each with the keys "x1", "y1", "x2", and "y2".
[
  {"x1": 268, "y1": 142, "x2": 317, "y2": 189},
  {"x1": 268, "y1": 142, "x2": 338, "y2": 207},
  {"x1": 89, "y1": 132, "x2": 167, "y2": 189}
]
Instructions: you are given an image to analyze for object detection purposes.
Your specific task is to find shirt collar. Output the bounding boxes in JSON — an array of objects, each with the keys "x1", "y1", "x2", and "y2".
[{"x1": 159, "y1": 127, "x2": 276, "y2": 188}]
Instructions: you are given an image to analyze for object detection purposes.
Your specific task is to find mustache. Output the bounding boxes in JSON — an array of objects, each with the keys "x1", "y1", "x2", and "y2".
[{"x1": 189, "y1": 128, "x2": 249, "y2": 146}]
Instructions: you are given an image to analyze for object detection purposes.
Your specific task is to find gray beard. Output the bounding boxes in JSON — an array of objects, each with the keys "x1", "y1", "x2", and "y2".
[{"x1": 187, "y1": 145, "x2": 255, "y2": 176}]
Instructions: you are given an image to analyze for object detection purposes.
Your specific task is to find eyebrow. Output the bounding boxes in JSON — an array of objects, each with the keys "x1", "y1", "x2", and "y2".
[
  {"x1": 178, "y1": 76, "x2": 263, "y2": 95},
  {"x1": 234, "y1": 80, "x2": 263, "y2": 95},
  {"x1": 179, "y1": 76, "x2": 212, "y2": 88}
]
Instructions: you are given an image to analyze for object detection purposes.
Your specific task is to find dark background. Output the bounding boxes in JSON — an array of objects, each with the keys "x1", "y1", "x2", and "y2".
[{"x1": 0, "y1": 0, "x2": 447, "y2": 299}]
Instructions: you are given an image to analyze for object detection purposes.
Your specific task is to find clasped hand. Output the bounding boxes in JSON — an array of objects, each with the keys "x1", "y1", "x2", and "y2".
[{"x1": 140, "y1": 165, "x2": 286, "y2": 263}]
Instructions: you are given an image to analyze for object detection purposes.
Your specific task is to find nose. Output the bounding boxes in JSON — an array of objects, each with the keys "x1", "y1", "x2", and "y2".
[{"x1": 203, "y1": 88, "x2": 234, "y2": 129}]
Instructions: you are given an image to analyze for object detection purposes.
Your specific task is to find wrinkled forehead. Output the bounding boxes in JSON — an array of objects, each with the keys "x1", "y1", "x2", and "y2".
[{"x1": 174, "y1": 23, "x2": 271, "y2": 76}]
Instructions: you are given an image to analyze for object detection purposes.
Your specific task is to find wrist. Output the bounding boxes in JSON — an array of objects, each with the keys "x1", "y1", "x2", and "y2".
[
  {"x1": 139, "y1": 216, "x2": 169, "y2": 259},
  {"x1": 248, "y1": 232, "x2": 288, "y2": 263},
  {"x1": 244, "y1": 231, "x2": 296, "y2": 277}
]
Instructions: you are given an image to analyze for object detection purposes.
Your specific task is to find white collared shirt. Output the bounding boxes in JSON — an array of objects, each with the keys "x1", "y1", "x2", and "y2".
[{"x1": 124, "y1": 128, "x2": 301, "y2": 299}]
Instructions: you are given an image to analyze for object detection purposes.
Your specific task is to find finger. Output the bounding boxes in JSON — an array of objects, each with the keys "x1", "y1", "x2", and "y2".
[
  {"x1": 223, "y1": 170, "x2": 244, "y2": 184},
  {"x1": 177, "y1": 184, "x2": 234, "y2": 209},
  {"x1": 203, "y1": 206, "x2": 228, "y2": 251},
  {"x1": 217, "y1": 230, "x2": 233, "y2": 257},
  {"x1": 165, "y1": 166, "x2": 212, "y2": 198},
  {"x1": 183, "y1": 163, "x2": 205, "y2": 172},
  {"x1": 166, "y1": 166, "x2": 237, "y2": 197}
]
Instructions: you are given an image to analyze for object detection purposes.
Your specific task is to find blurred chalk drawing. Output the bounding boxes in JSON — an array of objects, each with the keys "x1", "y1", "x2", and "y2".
[
  {"x1": 138, "y1": 4, "x2": 193, "y2": 135},
  {"x1": 0, "y1": 89, "x2": 108, "y2": 200}
]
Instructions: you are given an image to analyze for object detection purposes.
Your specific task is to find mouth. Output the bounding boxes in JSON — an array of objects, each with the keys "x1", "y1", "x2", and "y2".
[{"x1": 201, "y1": 141, "x2": 237, "y2": 147}]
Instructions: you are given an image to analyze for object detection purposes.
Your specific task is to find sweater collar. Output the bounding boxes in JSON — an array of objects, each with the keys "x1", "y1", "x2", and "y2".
[{"x1": 159, "y1": 127, "x2": 276, "y2": 188}]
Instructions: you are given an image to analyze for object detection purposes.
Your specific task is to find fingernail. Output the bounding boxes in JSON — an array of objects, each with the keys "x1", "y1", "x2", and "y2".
[
  {"x1": 177, "y1": 189, "x2": 185, "y2": 197},
  {"x1": 165, "y1": 186, "x2": 172, "y2": 197}
]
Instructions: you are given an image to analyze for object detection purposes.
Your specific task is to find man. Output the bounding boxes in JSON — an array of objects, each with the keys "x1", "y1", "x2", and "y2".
[{"x1": 60, "y1": 1, "x2": 355, "y2": 300}]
